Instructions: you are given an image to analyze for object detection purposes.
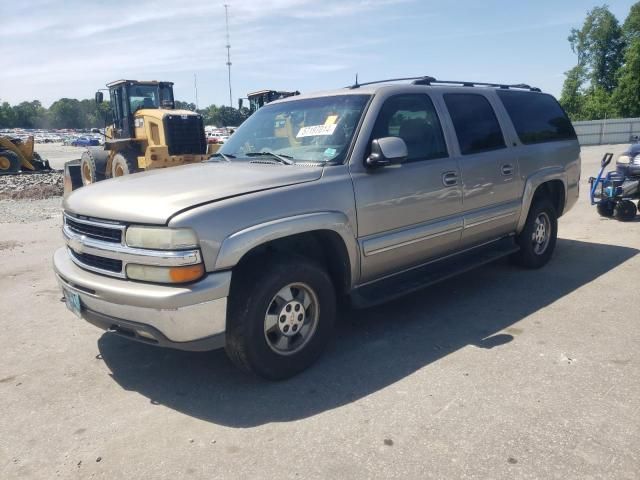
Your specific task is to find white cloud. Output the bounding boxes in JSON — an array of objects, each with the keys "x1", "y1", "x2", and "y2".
[{"x1": 0, "y1": 0, "x2": 407, "y2": 105}]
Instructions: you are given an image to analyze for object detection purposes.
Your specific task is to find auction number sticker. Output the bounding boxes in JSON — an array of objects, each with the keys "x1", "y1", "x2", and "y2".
[{"x1": 296, "y1": 124, "x2": 337, "y2": 138}]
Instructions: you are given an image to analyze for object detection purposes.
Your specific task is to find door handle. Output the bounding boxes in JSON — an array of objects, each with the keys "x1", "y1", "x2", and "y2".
[
  {"x1": 501, "y1": 164, "x2": 514, "y2": 176},
  {"x1": 442, "y1": 171, "x2": 458, "y2": 187}
]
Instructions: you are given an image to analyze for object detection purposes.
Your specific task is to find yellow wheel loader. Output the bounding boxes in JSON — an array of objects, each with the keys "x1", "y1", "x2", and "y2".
[
  {"x1": 71, "y1": 80, "x2": 212, "y2": 189},
  {"x1": 0, "y1": 136, "x2": 52, "y2": 175}
]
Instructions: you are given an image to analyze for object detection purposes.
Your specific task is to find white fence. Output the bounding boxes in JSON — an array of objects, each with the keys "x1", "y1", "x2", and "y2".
[{"x1": 573, "y1": 117, "x2": 640, "y2": 146}]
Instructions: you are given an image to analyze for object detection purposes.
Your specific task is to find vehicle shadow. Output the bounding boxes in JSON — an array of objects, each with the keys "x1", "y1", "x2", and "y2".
[{"x1": 98, "y1": 239, "x2": 637, "y2": 427}]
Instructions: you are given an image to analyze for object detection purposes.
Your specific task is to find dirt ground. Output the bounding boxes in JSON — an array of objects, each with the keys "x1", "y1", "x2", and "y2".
[{"x1": 0, "y1": 145, "x2": 638, "y2": 479}]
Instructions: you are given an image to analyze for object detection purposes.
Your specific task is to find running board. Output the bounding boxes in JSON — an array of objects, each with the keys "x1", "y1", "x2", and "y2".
[{"x1": 351, "y1": 237, "x2": 519, "y2": 309}]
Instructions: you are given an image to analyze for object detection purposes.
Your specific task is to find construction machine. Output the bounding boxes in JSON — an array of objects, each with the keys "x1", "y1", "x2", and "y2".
[
  {"x1": 0, "y1": 136, "x2": 52, "y2": 175},
  {"x1": 245, "y1": 89, "x2": 300, "y2": 114},
  {"x1": 76, "y1": 80, "x2": 211, "y2": 187}
]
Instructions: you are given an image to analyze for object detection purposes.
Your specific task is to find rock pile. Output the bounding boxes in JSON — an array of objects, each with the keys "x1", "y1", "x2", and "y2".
[{"x1": 0, "y1": 172, "x2": 64, "y2": 200}]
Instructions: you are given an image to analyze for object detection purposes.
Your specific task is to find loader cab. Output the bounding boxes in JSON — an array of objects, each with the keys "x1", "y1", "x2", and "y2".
[
  {"x1": 247, "y1": 89, "x2": 300, "y2": 114},
  {"x1": 100, "y1": 80, "x2": 175, "y2": 140}
]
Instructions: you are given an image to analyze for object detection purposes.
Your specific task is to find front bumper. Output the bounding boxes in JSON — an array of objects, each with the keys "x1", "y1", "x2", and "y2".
[{"x1": 53, "y1": 247, "x2": 231, "y2": 351}]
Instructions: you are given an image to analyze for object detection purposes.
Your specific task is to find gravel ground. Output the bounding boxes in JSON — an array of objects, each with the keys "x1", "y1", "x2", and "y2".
[
  {"x1": 0, "y1": 145, "x2": 639, "y2": 480},
  {"x1": 0, "y1": 144, "x2": 78, "y2": 201},
  {"x1": 0, "y1": 172, "x2": 64, "y2": 200},
  {"x1": 0, "y1": 197, "x2": 62, "y2": 223}
]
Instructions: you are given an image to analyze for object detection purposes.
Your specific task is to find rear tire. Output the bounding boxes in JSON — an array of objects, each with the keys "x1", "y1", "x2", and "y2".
[
  {"x1": 0, "y1": 151, "x2": 21, "y2": 174},
  {"x1": 511, "y1": 198, "x2": 558, "y2": 269},
  {"x1": 225, "y1": 255, "x2": 336, "y2": 380},
  {"x1": 111, "y1": 151, "x2": 138, "y2": 178},
  {"x1": 614, "y1": 200, "x2": 637, "y2": 222},
  {"x1": 596, "y1": 199, "x2": 615, "y2": 218}
]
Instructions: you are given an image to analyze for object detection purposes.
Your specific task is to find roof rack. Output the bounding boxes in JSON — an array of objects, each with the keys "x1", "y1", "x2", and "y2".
[{"x1": 348, "y1": 76, "x2": 541, "y2": 92}]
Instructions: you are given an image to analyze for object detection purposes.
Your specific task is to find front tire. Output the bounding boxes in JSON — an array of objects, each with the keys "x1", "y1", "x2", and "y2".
[
  {"x1": 225, "y1": 255, "x2": 336, "y2": 380},
  {"x1": 0, "y1": 151, "x2": 21, "y2": 174},
  {"x1": 80, "y1": 150, "x2": 105, "y2": 185},
  {"x1": 511, "y1": 198, "x2": 558, "y2": 269}
]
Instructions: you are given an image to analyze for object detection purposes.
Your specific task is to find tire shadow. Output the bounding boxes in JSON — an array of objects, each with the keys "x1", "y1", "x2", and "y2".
[{"x1": 98, "y1": 239, "x2": 637, "y2": 427}]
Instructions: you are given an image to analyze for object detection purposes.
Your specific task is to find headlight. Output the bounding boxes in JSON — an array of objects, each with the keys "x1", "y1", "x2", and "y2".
[
  {"x1": 126, "y1": 264, "x2": 204, "y2": 284},
  {"x1": 134, "y1": 118, "x2": 144, "y2": 128},
  {"x1": 617, "y1": 155, "x2": 631, "y2": 165},
  {"x1": 125, "y1": 227, "x2": 198, "y2": 250}
]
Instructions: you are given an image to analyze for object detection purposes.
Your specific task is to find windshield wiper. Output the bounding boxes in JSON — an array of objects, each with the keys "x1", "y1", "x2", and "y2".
[
  {"x1": 245, "y1": 151, "x2": 295, "y2": 165},
  {"x1": 209, "y1": 152, "x2": 235, "y2": 162}
]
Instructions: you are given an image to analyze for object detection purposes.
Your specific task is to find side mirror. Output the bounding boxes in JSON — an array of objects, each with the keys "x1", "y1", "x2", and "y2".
[
  {"x1": 95, "y1": 91, "x2": 104, "y2": 104},
  {"x1": 365, "y1": 137, "x2": 408, "y2": 168}
]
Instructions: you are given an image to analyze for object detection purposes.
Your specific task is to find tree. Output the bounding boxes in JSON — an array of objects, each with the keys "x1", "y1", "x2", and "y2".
[
  {"x1": 613, "y1": 38, "x2": 640, "y2": 117},
  {"x1": 48, "y1": 98, "x2": 84, "y2": 129},
  {"x1": 623, "y1": 1, "x2": 640, "y2": 40},
  {"x1": 175, "y1": 100, "x2": 196, "y2": 111},
  {"x1": 12, "y1": 101, "x2": 47, "y2": 128},
  {"x1": 559, "y1": 65, "x2": 586, "y2": 120},
  {"x1": 0, "y1": 101, "x2": 17, "y2": 128},
  {"x1": 569, "y1": 5, "x2": 626, "y2": 92},
  {"x1": 580, "y1": 86, "x2": 618, "y2": 120}
]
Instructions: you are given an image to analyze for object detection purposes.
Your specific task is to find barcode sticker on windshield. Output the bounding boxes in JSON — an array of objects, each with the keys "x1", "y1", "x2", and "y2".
[{"x1": 296, "y1": 124, "x2": 337, "y2": 138}]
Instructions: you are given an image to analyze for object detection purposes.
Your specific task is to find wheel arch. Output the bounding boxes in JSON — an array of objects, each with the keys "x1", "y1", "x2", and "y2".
[
  {"x1": 215, "y1": 212, "x2": 359, "y2": 293},
  {"x1": 516, "y1": 169, "x2": 567, "y2": 233}
]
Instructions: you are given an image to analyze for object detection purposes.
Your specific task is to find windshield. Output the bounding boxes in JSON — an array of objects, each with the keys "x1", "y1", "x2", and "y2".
[
  {"x1": 128, "y1": 85, "x2": 160, "y2": 112},
  {"x1": 219, "y1": 94, "x2": 370, "y2": 163}
]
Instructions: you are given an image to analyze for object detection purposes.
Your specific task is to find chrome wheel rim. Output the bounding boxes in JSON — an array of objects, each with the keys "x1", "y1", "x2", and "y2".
[
  {"x1": 531, "y1": 212, "x2": 551, "y2": 255},
  {"x1": 264, "y1": 282, "x2": 319, "y2": 355}
]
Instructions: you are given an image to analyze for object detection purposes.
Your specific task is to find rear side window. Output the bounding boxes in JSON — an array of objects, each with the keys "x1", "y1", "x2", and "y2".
[
  {"x1": 497, "y1": 90, "x2": 576, "y2": 144},
  {"x1": 444, "y1": 94, "x2": 505, "y2": 155}
]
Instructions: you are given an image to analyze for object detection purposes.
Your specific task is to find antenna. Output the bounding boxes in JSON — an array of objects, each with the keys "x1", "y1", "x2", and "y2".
[
  {"x1": 224, "y1": 4, "x2": 233, "y2": 108},
  {"x1": 194, "y1": 73, "x2": 199, "y2": 110}
]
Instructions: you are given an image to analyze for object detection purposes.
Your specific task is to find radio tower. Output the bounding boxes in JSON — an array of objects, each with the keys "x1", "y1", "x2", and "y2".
[{"x1": 224, "y1": 4, "x2": 233, "y2": 108}]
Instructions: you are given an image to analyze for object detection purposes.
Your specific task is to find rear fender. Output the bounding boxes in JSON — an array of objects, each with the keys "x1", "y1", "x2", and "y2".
[{"x1": 516, "y1": 167, "x2": 567, "y2": 233}]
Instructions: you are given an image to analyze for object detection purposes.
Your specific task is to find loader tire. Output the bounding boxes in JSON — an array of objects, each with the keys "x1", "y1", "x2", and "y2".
[
  {"x1": 111, "y1": 151, "x2": 139, "y2": 178},
  {"x1": 80, "y1": 150, "x2": 106, "y2": 186},
  {"x1": 0, "y1": 151, "x2": 21, "y2": 175}
]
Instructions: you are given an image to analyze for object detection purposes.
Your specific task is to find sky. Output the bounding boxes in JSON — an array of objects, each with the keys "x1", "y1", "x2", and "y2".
[{"x1": 0, "y1": 0, "x2": 638, "y2": 108}]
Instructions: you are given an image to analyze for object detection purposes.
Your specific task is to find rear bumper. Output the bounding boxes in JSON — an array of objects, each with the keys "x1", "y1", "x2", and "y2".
[{"x1": 53, "y1": 247, "x2": 230, "y2": 351}]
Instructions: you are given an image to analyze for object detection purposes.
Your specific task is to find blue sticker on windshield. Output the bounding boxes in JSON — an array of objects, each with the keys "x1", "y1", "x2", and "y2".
[{"x1": 324, "y1": 148, "x2": 337, "y2": 157}]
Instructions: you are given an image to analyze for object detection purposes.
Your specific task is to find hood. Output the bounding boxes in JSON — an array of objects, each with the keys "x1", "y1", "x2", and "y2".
[
  {"x1": 625, "y1": 143, "x2": 640, "y2": 156},
  {"x1": 64, "y1": 162, "x2": 323, "y2": 224}
]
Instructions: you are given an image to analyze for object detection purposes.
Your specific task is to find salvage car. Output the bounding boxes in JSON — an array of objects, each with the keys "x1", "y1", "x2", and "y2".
[{"x1": 54, "y1": 76, "x2": 580, "y2": 379}]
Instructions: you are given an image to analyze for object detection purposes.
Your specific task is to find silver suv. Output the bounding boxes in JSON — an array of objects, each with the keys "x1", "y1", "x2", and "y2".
[{"x1": 54, "y1": 77, "x2": 581, "y2": 379}]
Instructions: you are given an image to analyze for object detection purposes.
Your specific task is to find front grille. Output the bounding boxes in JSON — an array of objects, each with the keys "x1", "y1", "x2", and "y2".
[
  {"x1": 66, "y1": 217, "x2": 122, "y2": 243},
  {"x1": 70, "y1": 249, "x2": 123, "y2": 273},
  {"x1": 164, "y1": 114, "x2": 207, "y2": 155}
]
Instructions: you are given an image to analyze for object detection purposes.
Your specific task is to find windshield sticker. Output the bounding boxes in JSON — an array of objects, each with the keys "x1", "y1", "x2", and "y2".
[
  {"x1": 296, "y1": 124, "x2": 337, "y2": 138},
  {"x1": 323, "y1": 148, "x2": 337, "y2": 157},
  {"x1": 324, "y1": 115, "x2": 339, "y2": 125}
]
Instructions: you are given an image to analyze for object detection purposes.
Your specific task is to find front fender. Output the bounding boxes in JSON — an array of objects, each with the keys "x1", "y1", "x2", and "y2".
[
  {"x1": 214, "y1": 211, "x2": 360, "y2": 287},
  {"x1": 516, "y1": 167, "x2": 568, "y2": 233}
]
